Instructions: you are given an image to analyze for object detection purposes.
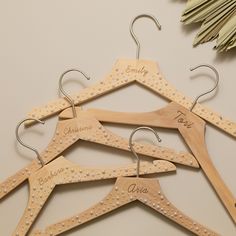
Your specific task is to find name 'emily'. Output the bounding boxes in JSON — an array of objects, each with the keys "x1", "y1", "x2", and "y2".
[{"x1": 125, "y1": 65, "x2": 148, "y2": 77}]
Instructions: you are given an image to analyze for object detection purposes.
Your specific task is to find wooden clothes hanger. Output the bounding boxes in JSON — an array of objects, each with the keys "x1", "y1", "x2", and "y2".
[
  {"x1": 59, "y1": 65, "x2": 236, "y2": 223},
  {"x1": 31, "y1": 127, "x2": 221, "y2": 236},
  {"x1": 25, "y1": 14, "x2": 236, "y2": 139},
  {"x1": 13, "y1": 124, "x2": 176, "y2": 236},
  {"x1": 0, "y1": 75, "x2": 197, "y2": 201}
]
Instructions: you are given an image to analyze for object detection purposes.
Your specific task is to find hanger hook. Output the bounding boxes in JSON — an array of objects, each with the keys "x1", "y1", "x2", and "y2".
[
  {"x1": 16, "y1": 118, "x2": 45, "y2": 166},
  {"x1": 129, "y1": 127, "x2": 162, "y2": 177},
  {"x1": 130, "y1": 14, "x2": 161, "y2": 60},
  {"x1": 59, "y1": 69, "x2": 90, "y2": 118},
  {"x1": 189, "y1": 64, "x2": 219, "y2": 112}
]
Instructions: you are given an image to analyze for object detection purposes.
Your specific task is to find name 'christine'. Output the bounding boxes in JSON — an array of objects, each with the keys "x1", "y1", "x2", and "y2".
[{"x1": 63, "y1": 126, "x2": 92, "y2": 136}]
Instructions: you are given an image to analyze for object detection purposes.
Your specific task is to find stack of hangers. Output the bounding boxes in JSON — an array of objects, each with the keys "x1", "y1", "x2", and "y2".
[{"x1": 1, "y1": 14, "x2": 235, "y2": 236}]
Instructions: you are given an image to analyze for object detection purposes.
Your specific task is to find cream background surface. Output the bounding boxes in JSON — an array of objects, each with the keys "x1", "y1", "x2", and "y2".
[{"x1": 0, "y1": 0, "x2": 235, "y2": 235}]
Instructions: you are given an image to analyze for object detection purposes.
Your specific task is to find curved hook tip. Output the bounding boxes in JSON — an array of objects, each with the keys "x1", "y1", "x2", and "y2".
[
  {"x1": 189, "y1": 64, "x2": 219, "y2": 111},
  {"x1": 157, "y1": 24, "x2": 162, "y2": 30}
]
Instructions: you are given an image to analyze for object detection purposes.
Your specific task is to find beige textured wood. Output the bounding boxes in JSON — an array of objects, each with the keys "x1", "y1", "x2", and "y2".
[
  {"x1": 60, "y1": 102, "x2": 236, "y2": 224},
  {"x1": 26, "y1": 59, "x2": 236, "y2": 138},
  {"x1": 0, "y1": 111, "x2": 197, "y2": 201},
  {"x1": 0, "y1": 160, "x2": 41, "y2": 200},
  {"x1": 31, "y1": 177, "x2": 220, "y2": 236},
  {"x1": 13, "y1": 156, "x2": 175, "y2": 236}
]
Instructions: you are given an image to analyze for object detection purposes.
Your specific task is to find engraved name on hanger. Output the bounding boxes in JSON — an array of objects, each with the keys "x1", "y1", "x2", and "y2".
[
  {"x1": 63, "y1": 125, "x2": 93, "y2": 136},
  {"x1": 128, "y1": 183, "x2": 149, "y2": 194},
  {"x1": 38, "y1": 168, "x2": 65, "y2": 186},
  {"x1": 174, "y1": 111, "x2": 194, "y2": 128},
  {"x1": 125, "y1": 65, "x2": 148, "y2": 77}
]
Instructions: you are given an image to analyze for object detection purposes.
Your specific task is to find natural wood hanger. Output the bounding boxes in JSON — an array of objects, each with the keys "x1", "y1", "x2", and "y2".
[
  {"x1": 59, "y1": 100, "x2": 236, "y2": 223},
  {"x1": 0, "y1": 76, "x2": 197, "y2": 201},
  {"x1": 58, "y1": 64, "x2": 236, "y2": 224},
  {"x1": 13, "y1": 146, "x2": 176, "y2": 235},
  {"x1": 25, "y1": 14, "x2": 236, "y2": 139},
  {"x1": 32, "y1": 177, "x2": 220, "y2": 236},
  {"x1": 30, "y1": 127, "x2": 221, "y2": 236}
]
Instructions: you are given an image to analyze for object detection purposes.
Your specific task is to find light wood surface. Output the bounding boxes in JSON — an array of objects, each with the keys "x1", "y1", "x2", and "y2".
[
  {"x1": 0, "y1": 111, "x2": 197, "y2": 200},
  {"x1": 31, "y1": 177, "x2": 220, "y2": 236},
  {"x1": 26, "y1": 59, "x2": 236, "y2": 138},
  {"x1": 59, "y1": 102, "x2": 236, "y2": 223},
  {"x1": 13, "y1": 156, "x2": 175, "y2": 235}
]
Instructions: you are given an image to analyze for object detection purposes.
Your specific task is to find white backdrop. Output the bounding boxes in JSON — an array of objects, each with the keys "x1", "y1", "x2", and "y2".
[{"x1": 0, "y1": 0, "x2": 235, "y2": 235}]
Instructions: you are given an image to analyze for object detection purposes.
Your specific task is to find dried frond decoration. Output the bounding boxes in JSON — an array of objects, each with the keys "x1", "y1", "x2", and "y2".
[{"x1": 181, "y1": 0, "x2": 236, "y2": 52}]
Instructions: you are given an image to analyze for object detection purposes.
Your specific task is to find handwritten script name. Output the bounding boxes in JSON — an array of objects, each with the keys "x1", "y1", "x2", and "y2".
[
  {"x1": 128, "y1": 183, "x2": 148, "y2": 194},
  {"x1": 174, "y1": 111, "x2": 194, "y2": 128},
  {"x1": 125, "y1": 65, "x2": 148, "y2": 77},
  {"x1": 63, "y1": 126, "x2": 92, "y2": 136},
  {"x1": 38, "y1": 168, "x2": 65, "y2": 185}
]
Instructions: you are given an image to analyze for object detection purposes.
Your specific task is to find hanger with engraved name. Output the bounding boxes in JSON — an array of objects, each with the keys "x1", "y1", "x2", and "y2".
[
  {"x1": 0, "y1": 71, "x2": 197, "y2": 201},
  {"x1": 31, "y1": 127, "x2": 221, "y2": 236},
  {"x1": 13, "y1": 121, "x2": 176, "y2": 236},
  {"x1": 25, "y1": 14, "x2": 236, "y2": 139},
  {"x1": 59, "y1": 64, "x2": 236, "y2": 224}
]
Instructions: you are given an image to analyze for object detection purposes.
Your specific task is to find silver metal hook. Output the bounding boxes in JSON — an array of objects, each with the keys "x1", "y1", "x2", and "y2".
[
  {"x1": 130, "y1": 14, "x2": 161, "y2": 60},
  {"x1": 59, "y1": 69, "x2": 90, "y2": 118},
  {"x1": 129, "y1": 127, "x2": 162, "y2": 177},
  {"x1": 16, "y1": 118, "x2": 45, "y2": 166},
  {"x1": 189, "y1": 64, "x2": 219, "y2": 112}
]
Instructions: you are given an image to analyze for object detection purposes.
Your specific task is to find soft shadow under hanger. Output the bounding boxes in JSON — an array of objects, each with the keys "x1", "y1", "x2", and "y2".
[
  {"x1": 59, "y1": 64, "x2": 236, "y2": 224},
  {"x1": 31, "y1": 127, "x2": 221, "y2": 236},
  {"x1": 13, "y1": 122, "x2": 176, "y2": 236},
  {"x1": 0, "y1": 70, "x2": 197, "y2": 201},
  {"x1": 25, "y1": 14, "x2": 236, "y2": 139}
]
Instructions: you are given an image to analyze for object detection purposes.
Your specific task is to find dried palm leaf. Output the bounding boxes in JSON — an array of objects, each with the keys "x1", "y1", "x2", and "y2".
[{"x1": 181, "y1": 0, "x2": 236, "y2": 52}]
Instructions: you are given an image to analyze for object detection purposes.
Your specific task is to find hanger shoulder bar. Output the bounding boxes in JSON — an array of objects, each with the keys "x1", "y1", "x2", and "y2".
[
  {"x1": 60, "y1": 107, "x2": 175, "y2": 129},
  {"x1": 140, "y1": 178, "x2": 221, "y2": 236},
  {"x1": 76, "y1": 118, "x2": 199, "y2": 168},
  {"x1": 0, "y1": 112, "x2": 196, "y2": 201},
  {"x1": 31, "y1": 177, "x2": 220, "y2": 236},
  {"x1": 30, "y1": 179, "x2": 133, "y2": 236},
  {"x1": 26, "y1": 59, "x2": 136, "y2": 125},
  {"x1": 25, "y1": 59, "x2": 236, "y2": 138},
  {"x1": 137, "y1": 67, "x2": 236, "y2": 137},
  {"x1": 38, "y1": 116, "x2": 199, "y2": 168},
  {"x1": 14, "y1": 157, "x2": 176, "y2": 236},
  {"x1": 0, "y1": 160, "x2": 41, "y2": 200}
]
